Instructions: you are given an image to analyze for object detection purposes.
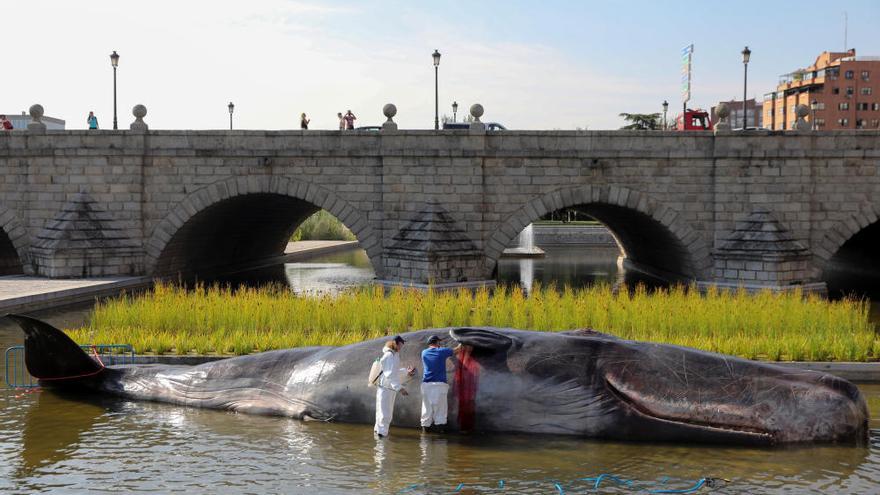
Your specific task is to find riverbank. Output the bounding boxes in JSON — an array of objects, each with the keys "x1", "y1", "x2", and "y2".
[{"x1": 0, "y1": 240, "x2": 359, "y2": 314}]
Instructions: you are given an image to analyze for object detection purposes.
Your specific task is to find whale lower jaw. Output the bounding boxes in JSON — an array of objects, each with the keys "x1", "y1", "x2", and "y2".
[{"x1": 604, "y1": 378, "x2": 776, "y2": 445}]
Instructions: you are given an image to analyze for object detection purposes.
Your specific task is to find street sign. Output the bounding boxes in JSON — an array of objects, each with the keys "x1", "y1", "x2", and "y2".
[{"x1": 681, "y1": 44, "x2": 694, "y2": 104}]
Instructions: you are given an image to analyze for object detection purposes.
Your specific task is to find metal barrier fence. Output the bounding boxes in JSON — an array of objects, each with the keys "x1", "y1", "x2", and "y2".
[{"x1": 4, "y1": 344, "x2": 134, "y2": 389}]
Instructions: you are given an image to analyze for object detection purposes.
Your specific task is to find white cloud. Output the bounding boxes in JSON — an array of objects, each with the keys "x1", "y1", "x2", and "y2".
[{"x1": 3, "y1": 1, "x2": 655, "y2": 130}]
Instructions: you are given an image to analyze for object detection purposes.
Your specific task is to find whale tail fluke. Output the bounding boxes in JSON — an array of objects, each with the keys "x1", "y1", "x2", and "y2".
[{"x1": 6, "y1": 313, "x2": 105, "y2": 385}]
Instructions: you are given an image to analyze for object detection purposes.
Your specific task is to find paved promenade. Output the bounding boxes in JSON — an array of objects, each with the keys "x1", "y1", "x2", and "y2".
[{"x1": 0, "y1": 240, "x2": 358, "y2": 313}]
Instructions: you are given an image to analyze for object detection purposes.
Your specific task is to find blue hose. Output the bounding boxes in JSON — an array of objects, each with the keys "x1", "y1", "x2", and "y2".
[{"x1": 647, "y1": 478, "x2": 708, "y2": 494}]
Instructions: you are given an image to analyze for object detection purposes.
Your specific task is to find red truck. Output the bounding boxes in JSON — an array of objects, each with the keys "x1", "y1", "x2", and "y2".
[{"x1": 675, "y1": 109, "x2": 713, "y2": 131}]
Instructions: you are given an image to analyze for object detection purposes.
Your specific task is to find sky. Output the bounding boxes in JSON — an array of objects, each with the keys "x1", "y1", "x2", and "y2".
[{"x1": 4, "y1": 0, "x2": 879, "y2": 130}]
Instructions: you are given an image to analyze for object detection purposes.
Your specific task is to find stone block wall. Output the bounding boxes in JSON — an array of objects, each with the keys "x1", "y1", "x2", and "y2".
[{"x1": 0, "y1": 129, "x2": 877, "y2": 289}]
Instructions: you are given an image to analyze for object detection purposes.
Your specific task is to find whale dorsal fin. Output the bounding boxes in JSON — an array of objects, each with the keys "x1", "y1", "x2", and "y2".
[{"x1": 449, "y1": 328, "x2": 517, "y2": 351}]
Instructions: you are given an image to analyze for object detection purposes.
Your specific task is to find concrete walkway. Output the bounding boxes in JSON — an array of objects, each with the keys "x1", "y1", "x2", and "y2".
[{"x1": 0, "y1": 240, "x2": 359, "y2": 314}]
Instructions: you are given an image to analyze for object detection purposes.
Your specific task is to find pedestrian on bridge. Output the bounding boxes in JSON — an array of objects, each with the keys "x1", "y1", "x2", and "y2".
[
  {"x1": 87, "y1": 112, "x2": 99, "y2": 130},
  {"x1": 0, "y1": 115, "x2": 12, "y2": 131},
  {"x1": 301, "y1": 113, "x2": 310, "y2": 130},
  {"x1": 343, "y1": 110, "x2": 356, "y2": 130},
  {"x1": 337, "y1": 112, "x2": 345, "y2": 130}
]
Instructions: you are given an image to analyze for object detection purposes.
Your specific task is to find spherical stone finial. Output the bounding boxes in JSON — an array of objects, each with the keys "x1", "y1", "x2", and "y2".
[
  {"x1": 130, "y1": 104, "x2": 149, "y2": 131},
  {"x1": 29, "y1": 104, "x2": 44, "y2": 121},
  {"x1": 715, "y1": 102, "x2": 730, "y2": 119},
  {"x1": 383, "y1": 103, "x2": 397, "y2": 119},
  {"x1": 795, "y1": 104, "x2": 809, "y2": 118},
  {"x1": 470, "y1": 103, "x2": 484, "y2": 121}
]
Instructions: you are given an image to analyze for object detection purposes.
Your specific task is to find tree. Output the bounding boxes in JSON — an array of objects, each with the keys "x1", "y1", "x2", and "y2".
[{"x1": 619, "y1": 112, "x2": 662, "y2": 130}]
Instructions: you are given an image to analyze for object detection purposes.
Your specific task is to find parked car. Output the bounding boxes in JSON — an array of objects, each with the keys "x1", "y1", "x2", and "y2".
[{"x1": 442, "y1": 122, "x2": 507, "y2": 131}]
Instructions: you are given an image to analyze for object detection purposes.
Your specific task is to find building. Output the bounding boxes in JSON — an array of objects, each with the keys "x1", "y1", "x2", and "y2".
[
  {"x1": 2, "y1": 111, "x2": 65, "y2": 130},
  {"x1": 763, "y1": 49, "x2": 880, "y2": 130},
  {"x1": 711, "y1": 98, "x2": 763, "y2": 129}
]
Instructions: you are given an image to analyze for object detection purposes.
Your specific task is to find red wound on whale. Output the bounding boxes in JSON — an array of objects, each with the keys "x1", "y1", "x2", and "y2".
[{"x1": 454, "y1": 346, "x2": 480, "y2": 431}]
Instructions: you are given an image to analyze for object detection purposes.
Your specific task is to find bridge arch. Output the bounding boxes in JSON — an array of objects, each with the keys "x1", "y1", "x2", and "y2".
[
  {"x1": 0, "y1": 204, "x2": 29, "y2": 275},
  {"x1": 814, "y1": 205, "x2": 880, "y2": 293},
  {"x1": 487, "y1": 185, "x2": 712, "y2": 281},
  {"x1": 144, "y1": 176, "x2": 382, "y2": 277}
]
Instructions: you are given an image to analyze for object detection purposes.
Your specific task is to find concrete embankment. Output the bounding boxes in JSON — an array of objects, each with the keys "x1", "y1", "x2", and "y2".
[
  {"x1": 0, "y1": 240, "x2": 359, "y2": 314},
  {"x1": 532, "y1": 224, "x2": 617, "y2": 246}
]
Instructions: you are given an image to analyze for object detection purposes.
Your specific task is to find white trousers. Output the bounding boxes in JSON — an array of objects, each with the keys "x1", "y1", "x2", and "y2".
[
  {"x1": 420, "y1": 382, "x2": 449, "y2": 427},
  {"x1": 374, "y1": 387, "x2": 397, "y2": 436}
]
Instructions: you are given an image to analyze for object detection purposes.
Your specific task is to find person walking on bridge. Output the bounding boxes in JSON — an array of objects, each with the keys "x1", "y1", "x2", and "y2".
[
  {"x1": 420, "y1": 335, "x2": 459, "y2": 433},
  {"x1": 0, "y1": 115, "x2": 12, "y2": 131},
  {"x1": 374, "y1": 336, "x2": 415, "y2": 438},
  {"x1": 300, "y1": 113, "x2": 310, "y2": 130}
]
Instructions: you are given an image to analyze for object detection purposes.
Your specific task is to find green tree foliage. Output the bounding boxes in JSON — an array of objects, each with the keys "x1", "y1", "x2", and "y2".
[
  {"x1": 291, "y1": 210, "x2": 356, "y2": 241},
  {"x1": 619, "y1": 112, "x2": 662, "y2": 130}
]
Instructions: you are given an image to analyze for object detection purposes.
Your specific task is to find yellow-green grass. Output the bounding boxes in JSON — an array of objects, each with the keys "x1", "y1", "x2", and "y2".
[{"x1": 65, "y1": 282, "x2": 878, "y2": 361}]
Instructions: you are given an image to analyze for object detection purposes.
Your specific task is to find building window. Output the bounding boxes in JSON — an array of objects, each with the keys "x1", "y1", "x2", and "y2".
[
  {"x1": 873, "y1": 103, "x2": 880, "y2": 111},
  {"x1": 839, "y1": 102, "x2": 850, "y2": 111},
  {"x1": 871, "y1": 119, "x2": 880, "y2": 128},
  {"x1": 828, "y1": 67, "x2": 840, "y2": 79},
  {"x1": 845, "y1": 70, "x2": 854, "y2": 79},
  {"x1": 815, "y1": 118, "x2": 825, "y2": 127},
  {"x1": 846, "y1": 87, "x2": 854, "y2": 96},
  {"x1": 861, "y1": 87, "x2": 873, "y2": 95},
  {"x1": 832, "y1": 87, "x2": 840, "y2": 95},
  {"x1": 858, "y1": 102, "x2": 869, "y2": 111},
  {"x1": 856, "y1": 119, "x2": 865, "y2": 128},
  {"x1": 814, "y1": 102, "x2": 825, "y2": 110},
  {"x1": 862, "y1": 71, "x2": 870, "y2": 81},
  {"x1": 838, "y1": 118, "x2": 849, "y2": 127}
]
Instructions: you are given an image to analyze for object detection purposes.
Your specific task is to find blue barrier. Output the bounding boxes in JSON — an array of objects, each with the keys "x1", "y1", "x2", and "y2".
[{"x1": 4, "y1": 344, "x2": 134, "y2": 388}]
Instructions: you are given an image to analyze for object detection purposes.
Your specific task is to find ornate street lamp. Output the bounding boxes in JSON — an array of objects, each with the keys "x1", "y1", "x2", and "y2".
[
  {"x1": 452, "y1": 101, "x2": 458, "y2": 123},
  {"x1": 432, "y1": 49, "x2": 441, "y2": 130},
  {"x1": 110, "y1": 51, "x2": 120, "y2": 130},
  {"x1": 741, "y1": 46, "x2": 751, "y2": 129},
  {"x1": 662, "y1": 100, "x2": 669, "y2": 129},
  {"x1": 228, "y1": 102, "x2": 234, "y2": 130}
]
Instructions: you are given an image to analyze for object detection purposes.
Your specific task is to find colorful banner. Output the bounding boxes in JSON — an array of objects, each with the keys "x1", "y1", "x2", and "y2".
[{"x1": 681, "y1": 44, "x2": 693, "y2": 104}]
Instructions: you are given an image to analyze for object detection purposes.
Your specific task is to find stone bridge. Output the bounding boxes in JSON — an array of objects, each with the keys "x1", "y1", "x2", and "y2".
[{"x1": 0, "y1": 125, "x2": 878, "y2": 292}]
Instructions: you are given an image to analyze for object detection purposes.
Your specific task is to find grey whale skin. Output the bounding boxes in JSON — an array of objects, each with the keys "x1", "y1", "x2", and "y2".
[{"x1": 10, "y1": 314, "x2": 867, "y2": 445}]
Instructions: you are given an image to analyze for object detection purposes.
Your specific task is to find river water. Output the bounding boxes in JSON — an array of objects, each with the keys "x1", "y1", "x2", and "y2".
[{"x1": 2, "y1": 246, "x2": 880, "y2": 494}]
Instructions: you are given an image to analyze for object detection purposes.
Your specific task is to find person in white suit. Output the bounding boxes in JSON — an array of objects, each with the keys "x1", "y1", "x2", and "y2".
[{"x1": 374, "y1": 335, "x2": 415, "y2": 438}]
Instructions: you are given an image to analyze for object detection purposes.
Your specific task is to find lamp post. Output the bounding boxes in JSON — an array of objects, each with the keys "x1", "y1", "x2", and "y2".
[
  {"x1": 432, "y1": 49, "x2": 441, "y2": 130},
  {"x1": 452, "y1": 101, "x2": 458, "y2": 123},
  {"x1": 110, "y1": 51, "x2": 120, "y2": 130},
  {"x1": 228, "y1": 102, "x2": 234, "y2": 130},
  {"x1": 741, "y1": 46, "x2": 751, "y2": 129},
  {"x1": 811, "y1": 99, "x2": 818, "y2": 130},
  {"x1": 662, "y1": 100, "x2": 669, "y2": 129}
]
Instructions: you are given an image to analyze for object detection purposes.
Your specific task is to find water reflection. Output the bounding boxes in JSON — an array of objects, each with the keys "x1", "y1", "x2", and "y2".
[
  {"x1": 499, "y1": 245, "x2": 669, "y2": 292},
  {"x1": 3, "y1": 384, "x2": 878, "y2": 493},
  {"x1": 202, "y1": 249, "x2": 376, "y2": 295}
]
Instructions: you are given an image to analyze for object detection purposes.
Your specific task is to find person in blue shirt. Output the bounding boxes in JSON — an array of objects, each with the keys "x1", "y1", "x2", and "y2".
[
  {"x1": 87, "y1": 112, "x2": 99, "y2": 130},
  {"x1": 420, "y1": 335, "x2": 459, "y2": 433}
]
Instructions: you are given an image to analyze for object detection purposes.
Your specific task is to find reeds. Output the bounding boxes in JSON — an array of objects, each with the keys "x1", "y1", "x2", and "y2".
[{"x1": 64, "y1": 281, "x2": 878, "y2": 361}]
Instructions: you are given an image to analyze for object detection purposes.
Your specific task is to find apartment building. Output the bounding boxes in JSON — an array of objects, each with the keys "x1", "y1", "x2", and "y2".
[{"x1": 763, "y1": 49, "x2": 880, "y2": 130}]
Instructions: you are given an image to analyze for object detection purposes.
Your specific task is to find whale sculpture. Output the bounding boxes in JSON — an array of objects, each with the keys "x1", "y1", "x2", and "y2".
[{"x1": 9, "y1": 314, "x2": 868, "y2": 445}]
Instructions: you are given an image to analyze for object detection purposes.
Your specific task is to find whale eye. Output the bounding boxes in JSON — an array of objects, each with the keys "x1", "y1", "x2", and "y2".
[{"x1": 449, "y1": 328, "x2": 517, "y2": 351}]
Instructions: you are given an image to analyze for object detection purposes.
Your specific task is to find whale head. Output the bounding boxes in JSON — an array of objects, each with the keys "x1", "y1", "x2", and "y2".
[{"x1": 448, "y1": 327, "x2": 869, "y2": 445}]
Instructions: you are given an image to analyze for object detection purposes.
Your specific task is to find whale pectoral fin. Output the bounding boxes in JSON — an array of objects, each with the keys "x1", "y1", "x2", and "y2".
[{"x1": 449, "y1": 328, "x2": 518, "y2": 351}]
